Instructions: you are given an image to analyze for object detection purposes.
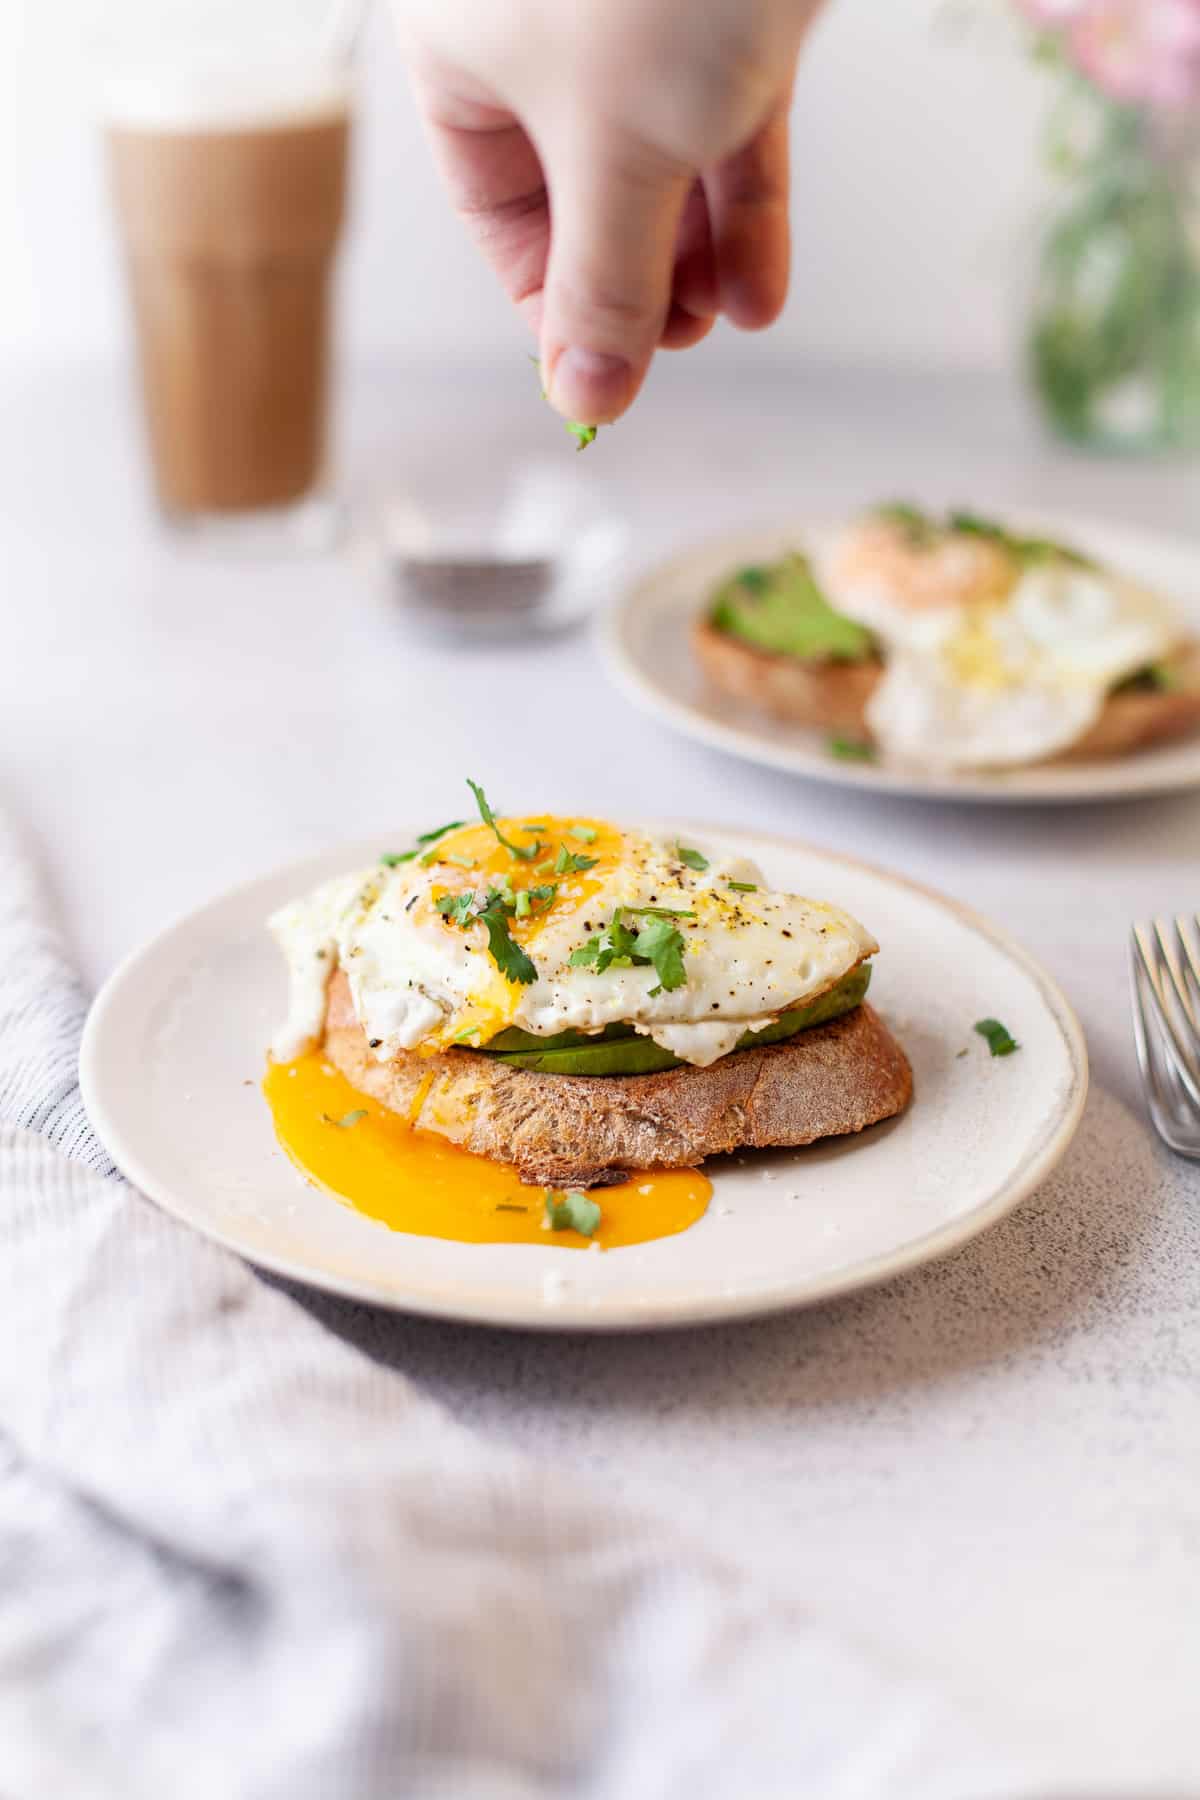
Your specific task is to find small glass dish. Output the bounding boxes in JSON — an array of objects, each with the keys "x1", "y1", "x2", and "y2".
[{"x1": 377, "y1": 458, "x2": 628, "y2": 643}]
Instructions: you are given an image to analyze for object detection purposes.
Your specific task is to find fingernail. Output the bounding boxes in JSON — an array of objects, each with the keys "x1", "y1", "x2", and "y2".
[{"x1": 547, "y1": 348, "x2": 633, "y2": 422}]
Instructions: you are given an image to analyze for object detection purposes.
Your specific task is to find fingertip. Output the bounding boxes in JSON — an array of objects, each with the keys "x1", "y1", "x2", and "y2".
[{"x1": 544, "y1": 346, "x2": 644, "y2": 425}]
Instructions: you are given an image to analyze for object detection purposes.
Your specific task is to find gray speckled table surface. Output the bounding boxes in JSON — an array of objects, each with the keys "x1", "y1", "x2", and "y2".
[{"x1": 7, "y1": 358, "x2": 1199, "y2": 1791}]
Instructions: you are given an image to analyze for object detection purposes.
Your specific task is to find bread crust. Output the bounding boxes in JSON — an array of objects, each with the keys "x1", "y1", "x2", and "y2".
[
  {"x1": 694, "y1": 619, "x2": 1200, "y2": 762},
  {"x1": 323, "y1": 970, "x2": 912, "y2": 1188}
]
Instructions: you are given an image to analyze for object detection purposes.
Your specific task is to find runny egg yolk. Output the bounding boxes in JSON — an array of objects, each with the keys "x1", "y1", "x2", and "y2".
[
  {"x1": 415, "y1": 814, "x2": 623, "y2": 1051},
  {"x1": 264, "y1": 1051, "x2": 713, "y2": 1251}
]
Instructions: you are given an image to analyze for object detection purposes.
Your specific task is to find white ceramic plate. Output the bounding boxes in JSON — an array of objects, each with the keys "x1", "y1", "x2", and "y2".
[
  {"x1": 604, "y1": 515, "x2": 1200, "y2": 804},
  {"x1": 81, "y1": 828, "x2": 1088, "y2": 1332}
]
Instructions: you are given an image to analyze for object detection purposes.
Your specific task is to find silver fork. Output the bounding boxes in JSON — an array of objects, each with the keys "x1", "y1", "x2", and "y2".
[{"x1": 1131, "y1": 913, "x2": 1200, "y2": 1159}]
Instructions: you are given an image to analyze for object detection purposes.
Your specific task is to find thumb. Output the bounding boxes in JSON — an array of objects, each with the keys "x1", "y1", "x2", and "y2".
[{"x1": 538, "y1": 123, "x2": 693, "y2": 425}]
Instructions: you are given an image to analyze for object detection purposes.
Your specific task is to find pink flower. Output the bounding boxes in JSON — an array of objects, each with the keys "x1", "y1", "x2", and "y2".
[{"x1": 1066, "y1": 0, "x2": 1200, "y2": 109}]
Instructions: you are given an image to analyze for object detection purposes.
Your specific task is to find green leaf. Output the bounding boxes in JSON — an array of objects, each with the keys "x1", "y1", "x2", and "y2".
[
  {"x1": 478, "y1": 899, "x2": 537, "y2": 985},
  {"x1": 528, "y1": 884, "x2": 558, "y2": 909},
  {"x1": 676, "y1": 845, "x2": 709, "y2": 872},
  {"x1": 545, "y1": 1189, "x2": 602, "y2": 1236},
  {"x1": 634, "y1": 914, "x2": 687, "y2": 992},
  {"x1": 322, "y1": 1109, "x2": 367, "y2": 1129},
  {"x1": 728, "y1": 881, "x2": 757, "y2": 893},
  {"x1": 554, "y1": 843, "x2": 600, "y2": 875},
  {"x1": 569, "y1": 907, "x2": 687, "y2": 990},
  {"x1": 875, "y1": 502, "x2": 936, "y2": 546},
  {"x1": 382, "y1": 819, "x2": 465, "y2": 867},
  {"x1": 974, "y1": 1017, "x2": 1020, "y2": 1058},
  {"x1": 827, "y1": 735, "x2": 878, "y2": 763},
  {"x1": 466, "y1": 778, "x2": 540, "y2": 862}
]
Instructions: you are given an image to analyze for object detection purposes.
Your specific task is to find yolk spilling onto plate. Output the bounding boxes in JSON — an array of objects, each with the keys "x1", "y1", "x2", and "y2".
[{"x1": 264, "y1": 1051, "x2": 712, "y2": 1250}]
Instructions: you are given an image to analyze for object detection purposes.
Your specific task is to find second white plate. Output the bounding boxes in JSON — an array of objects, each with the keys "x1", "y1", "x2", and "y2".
[
  {"x1": 604, "y1": 515, "x2": 1200, "y2": 804},
  {"x1": 80, "y1": 826, "x2": 1088, "y2": 1331}
]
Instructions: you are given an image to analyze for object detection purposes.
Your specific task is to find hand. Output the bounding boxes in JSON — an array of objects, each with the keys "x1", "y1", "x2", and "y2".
[{"x1": 392, "y1": 0, "x2": 824, "y2": 424}]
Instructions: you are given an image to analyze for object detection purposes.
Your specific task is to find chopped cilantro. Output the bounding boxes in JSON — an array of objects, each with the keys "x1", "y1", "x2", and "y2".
[
  {"x1": 876, "y1": 502, "x2": 936, "y2": 546},
  {"x1": 382, "y1": 819, "x2": 464, "y2": 867},
  {"x1": 554, "y1": 843, "x2": 600, "y2": 875},
  {"x1": 467, "y1": 778, "x2": 540, "y2": 862},
  {"x1": 568, "y1": 823, "x2": 598, "y2": 843},
  {"x1": 570, "y1": 906, "x2": 688, "y2": 992},
  {"x1": 436, "y1": 892, "x2": 477, "y2": 926},
  {"x1": 322, "y1": 1109, "x2": 367, "y2": 1129},
  {"x1": 514, "y1": 889, "x2": 531, "y2": 919},
  {"x1": 827, "y1": 734, "x2": 877, "y2": 762},
  {"x1": 628, "y1": 906, "x2": 695, "y2": 919},
  {"x1": 677, "y1": 845, "x2": 709, "y2": 872},
  {"x1": 478, "y1": 897, "x2": 537, "y2": 985},
  {"x1": 545, "y1": 1189, "x2": 602, "y2": 1236},
  {"x1": 528, "y1": 884, "x2": 558, "y2": 908},
  {"x1": 728, "y1": 881, "x2": 757, "y2": 894},
  {"x1": 974, "y1": 1017, "x2": 1019, "y2": 1057}
]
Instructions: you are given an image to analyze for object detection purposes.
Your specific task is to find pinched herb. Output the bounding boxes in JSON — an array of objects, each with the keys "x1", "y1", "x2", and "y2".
[
  {"x1": 974, "y1": 1017, "x2": 1020, "y2": 1058},
  {"x1": 531, "y1": 357, "x2": 600, "y2": 452},
  {"x1": 467, "y1": 778, "x2": 540, "y2": 862},
  {"x1": 322, "y1": 1109, "x2": 367, "y2": 1129},
  {"x1": 676, "y1": 845, "x2": 709, "y2": 872},
  {"x1": 554, "y1": 843, "x2": 600, "y2": 875},
  {"x1": 570, "y1": 906, "x2": 688, "y2": 993},
  {"x1": 381, "y1": 820, "x2": 464, "y2": 866},
  {"x1": 545, "y1": 1189, "x2": 602, "y2": 1236},
  {"x1": 728, "y1": 881, "x2": 758, "y2": 894},
  {"x1": 827, "y1": 734, "x2": 878, "y2": 762}
]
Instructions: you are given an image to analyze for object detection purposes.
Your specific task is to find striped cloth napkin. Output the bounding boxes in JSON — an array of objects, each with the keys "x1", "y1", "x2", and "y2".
[{"x1": 0, "y1": 805, "x2": 1036, "y2": 1800}]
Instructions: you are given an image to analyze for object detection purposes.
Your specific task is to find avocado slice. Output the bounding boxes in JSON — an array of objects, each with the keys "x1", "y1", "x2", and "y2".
[
  {"x1": 710, "y1": 553, "x2": 875, "y2": 664},
  {"x1": 477, "y1": 965, "x2": 871, "y2": 1076}
]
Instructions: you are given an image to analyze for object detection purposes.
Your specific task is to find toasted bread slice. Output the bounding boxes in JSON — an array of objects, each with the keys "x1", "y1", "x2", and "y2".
[
  {"x1": 694, "y1": 620, "x2": 1200, "y2": 762},
  {"x1": 323, "y1": 970, "x2": 912, "y2": 1188}
]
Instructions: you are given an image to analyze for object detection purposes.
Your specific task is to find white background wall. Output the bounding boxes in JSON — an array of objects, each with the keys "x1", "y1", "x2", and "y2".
[{"x1": 2, "y1": 0, "x2": 1046, "y2": 371}]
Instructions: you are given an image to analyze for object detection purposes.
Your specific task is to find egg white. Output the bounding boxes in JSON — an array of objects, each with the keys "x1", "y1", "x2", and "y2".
[
  {"x1": 270, "y1": 825, "x2": 877, "y2": 1069},
  {"x1": 820, "y1": 529, "x2": 1181, "y2": 770}
]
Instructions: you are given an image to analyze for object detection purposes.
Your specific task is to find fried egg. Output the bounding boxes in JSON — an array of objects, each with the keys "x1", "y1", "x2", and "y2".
[
  {"x1": 820, "y1": 514, "x2": 1182, "y2": 770},
  {"x1": 271, "y1": 817, "x2": 877, "y2": 1070}
]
